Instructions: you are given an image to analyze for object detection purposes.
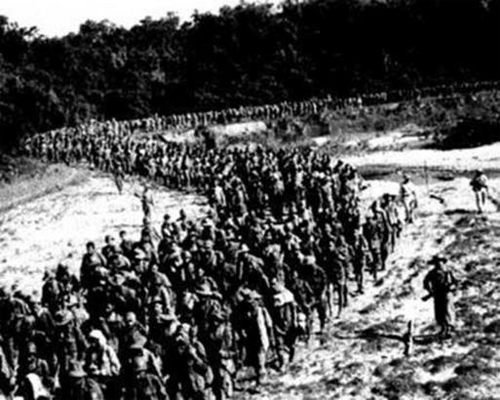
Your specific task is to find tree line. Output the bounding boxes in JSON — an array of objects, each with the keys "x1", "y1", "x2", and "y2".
[{"x1": 0, "y1": 0, "x2": 498, "y2": 150}]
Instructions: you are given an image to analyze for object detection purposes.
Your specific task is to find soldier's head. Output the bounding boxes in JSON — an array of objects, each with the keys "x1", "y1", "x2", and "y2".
[
  {"x1": 24, "y1": 341, "x2": 38, "y2": 361},
  {"x1": 86, "y1": 241, "x2": 96, "y2": 254},
  {"x1": 151, "y1": 300, "x2": 163, "y2": 316},
  {"x1": 88, "y1": 329, "x2": 106, "y2": 349},
  {"x1": 125, "y1": 311, "x2": 138, "y2": 327},
  {"x1": 104, "y1": 235, "x2": 115, "y2": 245},
  {"x1": 53, "y1": 309, "x2": 74, "y2": 330},
  {"x1": 371, "y1": 200, "x2": 381, "y2": 213},
  {"x1": 56, "y1": 263, "x2": 70, "y2": 281},
  {"x1": 0, "y1": 285, "x2": 11, "y2": 300},
  {"x1": 182, "y1": 250, "x2": 192, "y2": 262},
  {"x1": 174, "y1": 324, "x2": 192, "y2": 352},
  {"x1": 429, "y1": 255, "x2": 447, "y2": 269}
]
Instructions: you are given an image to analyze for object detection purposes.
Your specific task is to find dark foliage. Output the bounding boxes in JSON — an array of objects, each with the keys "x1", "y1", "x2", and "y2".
[
  {"x1": 435, "y1": 117, "x2": 500, "y2": 149},
  {"x1": 0, "y1": 0, "x2": 499, "y2": 150}
]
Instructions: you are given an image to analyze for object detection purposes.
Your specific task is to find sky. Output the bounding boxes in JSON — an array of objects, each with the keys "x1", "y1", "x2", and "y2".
[{"x1": 0, "y1": 0, "x2": 279, "y2": 37}]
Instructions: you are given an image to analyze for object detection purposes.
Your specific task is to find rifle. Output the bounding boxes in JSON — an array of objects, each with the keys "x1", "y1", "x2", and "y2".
[
  {"x1": 430, "y1": 194, "x2": 446, "y2": 205},
  {"x1": 487, "y1": 187, "x2": 500, "y2": 212}
]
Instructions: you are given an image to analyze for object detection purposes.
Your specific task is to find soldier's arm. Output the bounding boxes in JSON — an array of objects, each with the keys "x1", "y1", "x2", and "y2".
[
  {"x1": 107, "y1": 347, "x2": 121, "y2": 376},
  {"x1": 148, "y1": 351, "x2": 163, "y2": 377},
  {"x1": 154, "y1": 375, "x2": 168, "y2": 400},
  {"x1": 447, "y1": 271, "x2": 458, "y2": 292}
]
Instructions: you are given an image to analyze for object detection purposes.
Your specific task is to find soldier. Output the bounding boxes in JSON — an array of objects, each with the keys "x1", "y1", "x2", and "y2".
[
  {"x1": 121, "y1": 331, "x2": 162, "y2": 383},
  {"x1": 124, "y1": 356, "x2": 168, "y2": 400},
  {"x1": 193, "y1": 281, "x2": 223, "y2": 349},
  {"x1": 287, "y1": 269, "x2": 313, "y2": 342},
  {"x1": 369, "y1": 200, "x2": 391, "y2": 271},
  {"x1": 423, "y1": 255, "x2": 458, "y2": 338},
  {"x1": 119, "y1": 230, "x2": 135, "y2": 261},
  {"x1": 363, "y1": 214, "x2": 383, "y2": 280},
  {"x1": 236, "y1": 245, "x2": 269, "y2": 295},
  {"x1": 0, "y1": 285, "x2": 32, "y2": 372},
  {"x1": 101, "y1": 235, "x2": 118, "y2": 262},
  {"x1": 16, "y1": 341, "x2": 52, "y2": 398},
  {"x1": 470, "y1": 169, "x2": 489, "y2": 213},
  {"x1": 399, "y1": 174, "x2": 418, "y2": 223},
  {"x1": 203, "y1": 309, "x2": 236, "y2": 400},
  {"x1": 61, "y1": 360, "x2": 104, "y2": 400},
  {"x1": 112, "y1": 161, "x2": 125, "y2": 194},
  {"x1": 168, "y1": 324, "x2": 213, "y2": 400},
  {"x1": 323, "y1": 239, "x2": 349, "y2": 318},
  {"x1": 52, "y1": 308, "x2": 87, "y2": 376},
  {"x1": 268, "y1": 167, "x2": 285, "y2": 220},
  {"x1": 137, "y1": 186, "x2": 154, "y2": 222},
  {"x1": 80, "y1": 242, "x2": 106, "y2": 290},
  {"x1": 233, "y1": 288, "x2": 273, "y2": 387},
  {"x1": 269, "y1": 278, "x2": 297, "y2": 370},
  {"x1": 85, "y1": 329, "x2": 121, "y2": 399}
]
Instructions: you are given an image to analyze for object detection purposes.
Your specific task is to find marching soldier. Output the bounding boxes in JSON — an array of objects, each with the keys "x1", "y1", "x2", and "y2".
[
  {"x1": 470, "y1": 169, "x2": 489, "y2": 213},
  {"x1": 400, "y1": 174, "x2": 418, "y2": 223},
  {"x1": 423, "y1": 255, "x2": 458, "y2": 339}
]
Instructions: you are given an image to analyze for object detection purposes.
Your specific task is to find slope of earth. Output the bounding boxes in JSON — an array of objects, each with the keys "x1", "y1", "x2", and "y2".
[
  {"x1": 345, "y1": 142, "x2": 500, "y2": 172},
  {"x1": 0, "y1": 165, "x2": 206, "y2": 294},
  {"x1": 237, "y1": 175, "x2": 500, "y2": 400}
]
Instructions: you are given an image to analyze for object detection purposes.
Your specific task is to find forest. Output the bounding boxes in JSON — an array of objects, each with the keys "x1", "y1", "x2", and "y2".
[{"x1": 0, "y1": 0, "x2": 498, "y2": 149}]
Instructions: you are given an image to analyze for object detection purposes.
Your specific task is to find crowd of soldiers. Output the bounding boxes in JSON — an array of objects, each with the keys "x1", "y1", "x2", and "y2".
[
  {"x1": 4, "y1": 105, "x2": 424, "y2": 400},
  {"x1": 19, "y1": 79, "x2": 499, "y2": 146}
]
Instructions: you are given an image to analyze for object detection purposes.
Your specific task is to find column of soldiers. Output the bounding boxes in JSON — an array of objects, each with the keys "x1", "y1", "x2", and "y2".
[
  {"x1": 4, "y1": 117, "x2": 421, "y2": 400},
  {"x1": 19, "y1": 79, "x2": 499, "y2": 154}
]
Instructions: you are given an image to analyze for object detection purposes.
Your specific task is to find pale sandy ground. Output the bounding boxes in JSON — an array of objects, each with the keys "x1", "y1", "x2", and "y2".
[
  {"x1": 345, "y1": 142, "x2": 500, "y2": 171},
  {"x1": 0, "y1": 167, "x2": 206, "y2": 295}
]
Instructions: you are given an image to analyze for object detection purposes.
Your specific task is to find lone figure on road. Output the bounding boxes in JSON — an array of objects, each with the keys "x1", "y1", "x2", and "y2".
[
  {"x1": 135, "y1": 185, "x2": 154, "y2": 223},
  {"x1": 423, "y1": 255, "x2": 457, "y2": 339},
  {"x1": 470, "y1": 169, "x2": 489, "y2": 213},
  {"x1": 399, "y1": 174, "x2": 417, "y2": 223}
]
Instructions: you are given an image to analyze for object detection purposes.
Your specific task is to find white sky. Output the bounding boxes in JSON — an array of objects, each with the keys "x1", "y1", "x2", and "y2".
[{"x1": 0, "y1": 0, "x2": 279, "y2": 37}]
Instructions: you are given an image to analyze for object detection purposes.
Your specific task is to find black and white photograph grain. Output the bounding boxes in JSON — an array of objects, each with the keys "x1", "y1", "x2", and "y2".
[{"x1": 0, "y1": 0, "x2": 499, "y2": 399}]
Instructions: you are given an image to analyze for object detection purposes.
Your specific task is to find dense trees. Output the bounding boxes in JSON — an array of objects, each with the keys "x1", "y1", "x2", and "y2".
[{"x1": 0, "y1": 0, "x2": 499, "y2": 149}]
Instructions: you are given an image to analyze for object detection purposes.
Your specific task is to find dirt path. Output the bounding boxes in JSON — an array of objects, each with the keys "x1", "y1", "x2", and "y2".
[{"x1": 0, "y1": 168, "x2": 206, "y2": 294}]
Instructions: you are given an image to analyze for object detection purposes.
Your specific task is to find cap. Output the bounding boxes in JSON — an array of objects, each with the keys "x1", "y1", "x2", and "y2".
[{"x1": 428, "y1": 254, "x2": 447, "y2": 265}]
